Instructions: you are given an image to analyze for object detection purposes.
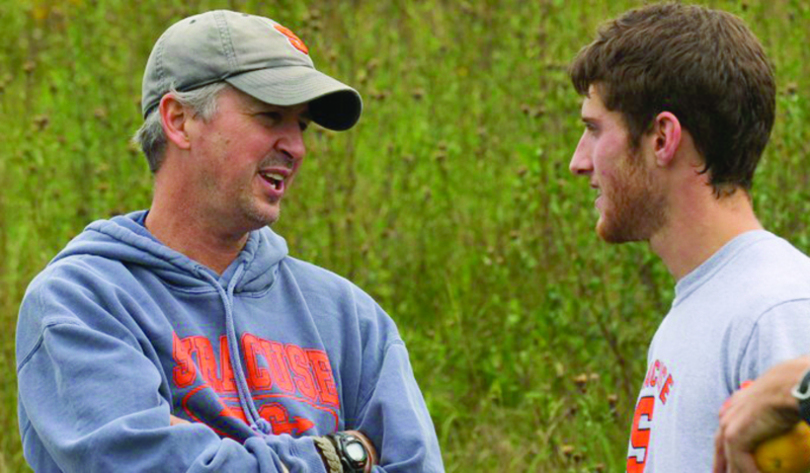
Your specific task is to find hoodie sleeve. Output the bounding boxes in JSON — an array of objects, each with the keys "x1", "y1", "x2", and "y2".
[
  {"x1": 16, "y1": 272, "x2": 327, "y2": 473},
  {"x1": 342, "y1": 296, "x2": 445, "y2": 473},
  {"x1": 357, "y1": 342, "x2": 445, "y2": 473}
]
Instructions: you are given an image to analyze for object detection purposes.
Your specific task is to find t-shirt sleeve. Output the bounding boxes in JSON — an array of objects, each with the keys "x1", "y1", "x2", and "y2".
[{"x1": 737, "y1": 299, "x2": 810, "y2": 385}]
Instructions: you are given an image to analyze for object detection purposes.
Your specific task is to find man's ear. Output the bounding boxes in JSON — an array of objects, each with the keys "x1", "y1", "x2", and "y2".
[
  {"x1": 652, "y1": 111, "x2": 682, "y2": 167},
  {"x1": 159, "y1": 94, "x2": 192, "y2": 150}
]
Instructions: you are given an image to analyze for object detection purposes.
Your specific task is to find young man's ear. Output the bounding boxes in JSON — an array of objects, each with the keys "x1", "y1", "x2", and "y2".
[
  {"x1": 652, "y1": 111, "x2": 682, "y2": 167},
  {"x1": 159, "y1": 94, "x2": 192, "y2": 150}
]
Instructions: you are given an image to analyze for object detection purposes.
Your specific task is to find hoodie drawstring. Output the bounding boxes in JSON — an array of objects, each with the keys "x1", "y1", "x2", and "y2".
[{"x1": 200, "y1": 263, "x2": 272, "y2": 436}]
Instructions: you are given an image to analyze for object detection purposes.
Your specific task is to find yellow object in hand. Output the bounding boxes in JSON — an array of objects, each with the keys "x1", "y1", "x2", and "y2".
[{"x1": 755, "y1": 422, "x2": 810, "y2": 473}]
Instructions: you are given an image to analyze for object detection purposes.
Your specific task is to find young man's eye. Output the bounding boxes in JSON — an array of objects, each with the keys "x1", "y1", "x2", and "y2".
[{"x1": 299, "y1": 120, "x2": 309, "y2": 132}]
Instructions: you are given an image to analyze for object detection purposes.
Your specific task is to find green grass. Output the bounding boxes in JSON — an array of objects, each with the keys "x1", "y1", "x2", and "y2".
[{"x1": 2, "y1": 0, "x2": 809, "y2": 471}]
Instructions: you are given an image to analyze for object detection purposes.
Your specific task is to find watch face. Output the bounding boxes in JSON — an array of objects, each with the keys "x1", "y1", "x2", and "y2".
[{"x1": 345, "y1": 441, "x2": 367, "y2": 462}]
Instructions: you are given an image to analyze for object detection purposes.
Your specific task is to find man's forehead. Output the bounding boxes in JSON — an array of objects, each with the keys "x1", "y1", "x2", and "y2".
[{"x1": 580, "y1": 87, "x2": 606, "y2": 117}]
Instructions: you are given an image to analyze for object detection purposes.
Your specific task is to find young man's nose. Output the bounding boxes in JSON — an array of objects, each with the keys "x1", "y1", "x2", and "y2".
[{"x1": 569, "y1": 139, "x2": 592, "y2": 176}]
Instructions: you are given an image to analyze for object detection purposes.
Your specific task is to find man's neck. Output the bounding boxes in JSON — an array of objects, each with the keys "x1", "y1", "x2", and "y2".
[
  {"x1": 650, "y1": 188, "x2": 762, "y2": 281},
  {"x1": 145, "y1": 201, "x2": 249, "y2": 276}
]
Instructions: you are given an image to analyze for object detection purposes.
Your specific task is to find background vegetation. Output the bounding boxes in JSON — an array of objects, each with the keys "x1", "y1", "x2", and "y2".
[{"x1": 1, "y1": 0, "x2": 809, "y2": 471}]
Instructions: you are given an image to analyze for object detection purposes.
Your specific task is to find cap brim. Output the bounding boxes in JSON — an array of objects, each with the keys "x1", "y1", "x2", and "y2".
[{"x1": 225, "y1": 66, "x2": 362, "y2": 131}]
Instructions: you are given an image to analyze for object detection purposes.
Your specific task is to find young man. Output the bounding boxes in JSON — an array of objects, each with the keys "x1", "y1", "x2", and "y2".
[
  {"x1": 16, "y1": 10, "x2": 444, "y2": 473},
  {"x1": 714, "y1": 355, "x2": 810, "y2": 472},
  {"x1": 568, "y1": 4, "x2": 810, "y2": 471}
]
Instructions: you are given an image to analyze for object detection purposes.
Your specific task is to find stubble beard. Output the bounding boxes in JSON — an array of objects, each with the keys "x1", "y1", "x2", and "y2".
[
  {"x1": 239, "y1": 180, "x2": 281, "y2": 229},
  {"x1": 597, "y1": 160, "x2": 667, "y2": 244},
  {"x1": 199, "y1": 171, "x2": 281, "y2": 235}
]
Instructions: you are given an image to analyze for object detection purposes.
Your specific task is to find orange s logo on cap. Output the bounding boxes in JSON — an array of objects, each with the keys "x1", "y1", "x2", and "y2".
[{"x1": 274, "y1": 24, "x2": 309, "y2": 55}]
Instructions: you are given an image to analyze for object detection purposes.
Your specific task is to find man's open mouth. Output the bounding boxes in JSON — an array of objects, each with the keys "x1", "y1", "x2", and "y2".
[{"x1": 260, "y1": 171, "x2": 285, "y2": 191}]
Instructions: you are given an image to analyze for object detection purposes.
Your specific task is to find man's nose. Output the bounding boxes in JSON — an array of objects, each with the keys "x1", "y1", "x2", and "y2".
[
  {"x1": 277, "y1": 120, "x2": 306, "y2": 161},
  {"x1": 569, "y1": 136, "x2": 592, "y2": 176}
]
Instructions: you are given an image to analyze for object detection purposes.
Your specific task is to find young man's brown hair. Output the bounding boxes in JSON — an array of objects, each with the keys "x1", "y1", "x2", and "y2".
[{"x1": 569, "y1": 3, "x2": 775, "y2": 195}]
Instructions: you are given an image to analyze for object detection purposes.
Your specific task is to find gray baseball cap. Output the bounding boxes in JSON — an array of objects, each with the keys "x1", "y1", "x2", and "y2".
[{"x1": 141, "y1": 10, "x2": 362, "y2": 131}]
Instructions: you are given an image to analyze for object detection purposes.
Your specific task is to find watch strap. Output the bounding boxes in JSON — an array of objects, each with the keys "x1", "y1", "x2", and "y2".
[
  {"x1": 792, "y1": 366, "x2": 810, "y2": 424},
  {"x1": 313, "y1": 436, "x2": 343, "y2": 473}
]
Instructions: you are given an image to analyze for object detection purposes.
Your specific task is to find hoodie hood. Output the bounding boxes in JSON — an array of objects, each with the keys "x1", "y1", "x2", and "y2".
[{"x1": 51, "y1": 210, "x2": 289, "y2": 294}]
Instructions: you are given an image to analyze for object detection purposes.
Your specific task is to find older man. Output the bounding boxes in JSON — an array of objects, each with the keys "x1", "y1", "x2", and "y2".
[{"x1": 16, "y1": 10, "x2": 443, "y2": 473}]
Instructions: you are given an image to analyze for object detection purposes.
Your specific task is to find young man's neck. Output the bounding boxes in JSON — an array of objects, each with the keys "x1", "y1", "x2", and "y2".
[{"x1": 650, "y1": 188, "x2": 762, "y2": 281}]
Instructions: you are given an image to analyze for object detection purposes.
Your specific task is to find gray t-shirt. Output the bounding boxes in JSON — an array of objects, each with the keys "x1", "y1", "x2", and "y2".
[{"x1": 626, "y1": 230, "x2": 810, "y2": 472}]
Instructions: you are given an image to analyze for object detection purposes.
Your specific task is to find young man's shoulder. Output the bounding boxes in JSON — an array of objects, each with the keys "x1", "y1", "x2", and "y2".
[
  {"x1": 735, "y1": 232, "x2": 810, "y2": 288},
  {"x1": 675, "y1": 231, "x2": 810, "y2": 318},
  {"x1": 707, "y1": 231, "x2": 810, "y2": 317}
]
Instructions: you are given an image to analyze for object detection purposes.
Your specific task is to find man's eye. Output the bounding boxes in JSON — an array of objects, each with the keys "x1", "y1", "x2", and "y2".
[
  {"x1": 299, "y1": 121, "x2": 309, "y2": 132},
  {"x1": 261, "y1": 112, "x2": 283, "y2": 122}
]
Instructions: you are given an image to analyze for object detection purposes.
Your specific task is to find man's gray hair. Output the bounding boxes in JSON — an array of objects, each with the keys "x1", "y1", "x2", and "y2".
[{"x1": 133, "y1": 81, "x2": 230, "y2": 173}]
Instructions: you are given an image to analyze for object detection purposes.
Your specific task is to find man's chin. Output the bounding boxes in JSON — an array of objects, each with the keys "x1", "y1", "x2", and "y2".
[
  {"x1": 595, "y1": 217, "x2": 614, "y2": 242},
  {"x1": 596, "y1": 218, "x2": 642, "y2": 244},
  {"x1": 244, "y1": 206, "x2": 281, "y2": 230},
  {"x1": 261, "y1": 212, "x2": 280, "y2": 228}
]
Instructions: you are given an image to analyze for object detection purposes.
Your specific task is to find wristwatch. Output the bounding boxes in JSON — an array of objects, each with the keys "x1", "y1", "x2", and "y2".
[
  {"x1": 328, "y1": 432, "x2": 370, "y2": 473},
  {"x1": 791, "y1": 366, "x2": 810, "y2": 423}
]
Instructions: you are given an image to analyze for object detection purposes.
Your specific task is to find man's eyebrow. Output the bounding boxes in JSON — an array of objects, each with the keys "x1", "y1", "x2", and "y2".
[
  {"x1": 251, "y1": 103, "x2": 282, "y2": 112},
  {"x1": 250, "y1": 103, "x2": 310, "y2": 118}
]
